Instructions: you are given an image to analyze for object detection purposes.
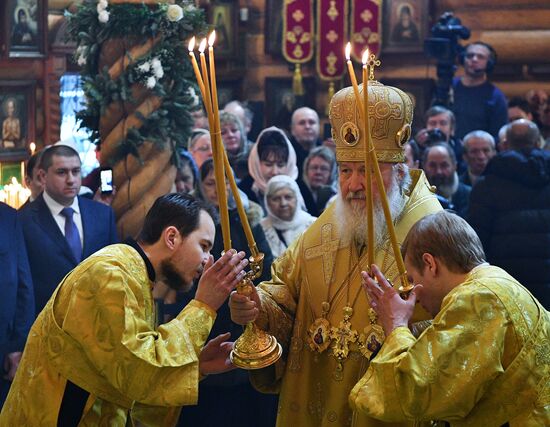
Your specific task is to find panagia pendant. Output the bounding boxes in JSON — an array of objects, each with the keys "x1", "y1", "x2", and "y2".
[{"x1": 308, "y1": 317, "x2": 331, "y2": 353}]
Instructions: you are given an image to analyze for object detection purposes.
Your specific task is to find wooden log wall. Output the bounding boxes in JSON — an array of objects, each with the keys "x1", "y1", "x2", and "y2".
[
  {"x1": 436, "y1": 0, "x2": 550, "y2": 98},
  {"x1": 4, "y1": 0, "x2": 550, "y2": 153},
  {"x1": 241, "y1": 0, "x2": 550, "y2": 122}
]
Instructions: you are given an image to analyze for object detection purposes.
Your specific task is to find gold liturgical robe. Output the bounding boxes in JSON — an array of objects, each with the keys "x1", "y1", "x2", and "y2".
[
  {"x1": 251, "y1": 170, "x2": 441, "y2": 427},
  {"x1": 350, "y1": 265, "x2": 550, "y2": 426},
  {"x1": 0, "y1": 244, "x2": 216, "y2": 426}
]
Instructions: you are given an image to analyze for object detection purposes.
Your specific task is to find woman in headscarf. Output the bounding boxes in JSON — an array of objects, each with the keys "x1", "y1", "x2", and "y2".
[
  {"x1": 174, "y1": 149, "x2": 198, "y2": 194},
  {"x1": 239, "y1": 126, "x2": 298, "y2": 212},
  {"x1": 261, "y1": 174, "x2": 316, "y2": 258}
]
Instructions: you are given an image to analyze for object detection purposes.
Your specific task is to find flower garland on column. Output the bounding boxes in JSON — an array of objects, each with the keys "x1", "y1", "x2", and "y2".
[{"x1": 67, "y1": 0, "x2": 207, "y2": 237}]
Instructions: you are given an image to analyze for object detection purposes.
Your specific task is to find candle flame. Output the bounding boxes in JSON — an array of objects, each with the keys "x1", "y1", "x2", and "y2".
[
  {"x1": 199, "y1": 38, "x2": 207, "y2": 53},
  {"x1": 208, "y1": 31, "x2": 216, "y2": 47},
  {"x1": 188, "y1": 36, "x2": 196, "y2": 52},
  {"x1": 362, "y1": 48, "x2": 369, "y2": 65},
  {"x1": 345, "y1": 42, "x2": 351, "y2": 61},
  {"x1": 29, "y1": 142, "x2": 36, "y2": 154}
]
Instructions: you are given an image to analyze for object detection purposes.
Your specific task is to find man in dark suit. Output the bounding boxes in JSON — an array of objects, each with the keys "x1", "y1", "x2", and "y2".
[
  {"x1": 19, "y1": 145, "x2": 118, "y2": 314},
  {"x1": 0, "y1": 202, "x2": 34, "y2": 406},
  {"x1": 469, "y1": 119, "x2": 550, "y2": 308},
  {"x1": 289, "y1": 107, "x2": 322, "y2": 177}
]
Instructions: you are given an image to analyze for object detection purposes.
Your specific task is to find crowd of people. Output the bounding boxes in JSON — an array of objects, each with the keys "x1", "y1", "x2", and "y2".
[{"x1": 1, "y1": 41, "x2": 549, "y2": 426}]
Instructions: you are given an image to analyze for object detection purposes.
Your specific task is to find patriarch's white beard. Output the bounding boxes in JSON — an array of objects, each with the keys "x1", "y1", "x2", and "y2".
[{"x1": 334, "y1": 175, "x2": 407, "y2": 250}]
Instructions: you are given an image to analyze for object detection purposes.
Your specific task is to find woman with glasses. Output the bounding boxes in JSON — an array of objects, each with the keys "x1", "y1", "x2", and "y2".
[
  {"x1": 188, "y1": 128, "x2": 213, "y2": 169},
  {"x1": 300, "y1": 146, "x2": 337, "y2": 215},
  {"x1": 220, "y1": 111, "x2": 252, "y2": 181}
]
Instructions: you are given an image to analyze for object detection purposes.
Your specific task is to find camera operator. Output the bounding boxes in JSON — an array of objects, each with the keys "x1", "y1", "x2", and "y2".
[{"x1": 451, "y1": 42, "x2": 508, "y2": 143}]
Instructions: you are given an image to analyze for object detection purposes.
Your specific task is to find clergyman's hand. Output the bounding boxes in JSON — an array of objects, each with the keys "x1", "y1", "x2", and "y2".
[
  {"x1": 195, "y1": 249, "x2": 248, "y2": 311},
  {"x1": 361, "y1": 264, "x2": 418, "y2": 336},
  {"x1": 229, "y1": 285, "x2": 261, "y2": 325},
  {"x1": 199, "y1": 333, "x2": 235, "y2": 376}
]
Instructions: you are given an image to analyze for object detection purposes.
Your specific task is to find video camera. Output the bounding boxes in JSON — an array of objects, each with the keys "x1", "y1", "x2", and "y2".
[
  {"x1": 424, "y1": 12, "x2": 471, "y2": 107},
  {"x1": 425, "y1": 12, "x2": 470, "y2": 64}
]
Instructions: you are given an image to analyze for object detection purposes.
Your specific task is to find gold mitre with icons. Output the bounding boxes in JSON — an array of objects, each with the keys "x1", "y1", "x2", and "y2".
[{"x1": 328, "y1": 81, "x2": 414, "y2": 163}]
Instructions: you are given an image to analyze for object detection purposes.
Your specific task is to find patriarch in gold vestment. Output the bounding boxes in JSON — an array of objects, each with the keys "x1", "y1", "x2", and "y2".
[{"x1": 229, "y1": 82, "x2": 442, "y2": 426}]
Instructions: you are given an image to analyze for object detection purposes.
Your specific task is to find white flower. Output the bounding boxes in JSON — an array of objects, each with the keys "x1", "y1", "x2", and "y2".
[
  {"x1": 150, "y1": 58, "x2": 164, "y2": 78},
  {"x1": 98, "y1": 10, "x2": 110, "y2": 23},
  {"x1": 77, "y1": 55, "x2": 86, "y2": 66},
  {"x1": 166, "y1": 4, "x2": 183, "y2": 22},
  {"x1": 151, "y1": 58, "x2": 161, "y2": 70},
  {"x1": 183, "y1": 4, "x2": 196, "y2": 13},
  {"x1": 146, "y1": 76, "x2": 157, "y2": 89},
  {"x1": 153, "y1": 67, "x2": 164, "y2": 79},
  {"x1": 137, "y1": 62, "x2": 150, "y2": 73},
  {"x1": 97, "y1": 0, "x2": 108, "y2": 14},
  {"x1": 188, "y1": 87, "x2": 199, "y2": 106}
]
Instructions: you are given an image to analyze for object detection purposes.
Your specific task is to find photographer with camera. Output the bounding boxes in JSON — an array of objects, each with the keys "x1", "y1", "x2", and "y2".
[
  {"x1": 452, "y1": 42, "x2": 508, "y2": 143},
  {"x1": 412, "y1": 106, "x2": 465, "y2": 173}
]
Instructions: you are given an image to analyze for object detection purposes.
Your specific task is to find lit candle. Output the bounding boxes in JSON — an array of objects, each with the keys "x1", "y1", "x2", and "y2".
[
  {"x1": 344, "y1": 46, "x2": 412, "y2": 292},
  {"x1": 362, "y1": 49, "x2": 374, "y2": 269},
  {"x1": 187, "y1": 37, "x2": 207, "y2": 105},
  {"x1": 345, "y1": 43, "x2": 364, "y2": 123},
  {"x1": 29, "y1": 142, "x2": 36, "y2": 156},
  {"x1": 204, "y1": 32, "x2": 231, "y2": 251},
  {"x1": 189, "y1": 38, "x2": 215, "y2": 133},
  {"x1": 20, "y1": 161, "x2": 25, "y2": 187},
  {"x1": 198, "y1": 38, "x2": 214, "y2": 129}
]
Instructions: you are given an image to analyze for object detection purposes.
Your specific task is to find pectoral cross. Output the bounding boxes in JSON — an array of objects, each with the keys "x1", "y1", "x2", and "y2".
[{"x1": 329, "y1": 306, "x2": 358, "y2": 362}]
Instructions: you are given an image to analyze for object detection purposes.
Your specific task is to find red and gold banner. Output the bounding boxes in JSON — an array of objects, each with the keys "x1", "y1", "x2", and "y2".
[
  {"x1": 316, "y1": 0, "x2": 347, "y2": 81},
  {"x1": 283, "y1": 0, "x2": 314, "y2": 63},
  {"x1": 350, "y1": 0, "x2": 381, "y2": 61}
]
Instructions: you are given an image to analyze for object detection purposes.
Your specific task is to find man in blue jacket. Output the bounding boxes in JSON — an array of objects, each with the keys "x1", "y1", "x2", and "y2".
[
  {"x1": 0, "y1": 202, "x2": 34, "y2": 406},
  {"x1": 18, "y1": 144, "x2": 118, "y2": 314}
]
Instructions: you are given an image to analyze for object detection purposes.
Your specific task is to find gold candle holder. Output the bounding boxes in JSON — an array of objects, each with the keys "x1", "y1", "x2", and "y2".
[
  {"x1": 230, "y1": 252, "x2": 282, "y2": 369},
  {"x1": 188, "y1": 33, "x2": 282, "y2": 369}
]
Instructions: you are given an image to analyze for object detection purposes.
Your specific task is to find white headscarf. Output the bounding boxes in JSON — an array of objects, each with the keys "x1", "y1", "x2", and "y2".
[
  {"x1": 263, "y1": 175, "x2": 315, "y2": 231},
  {"x1": 248, "y1": 126, "x2": 298, "y2": 194},
  {"x1": 261, "y1": 175, "x2": 316, "y2": 257}
]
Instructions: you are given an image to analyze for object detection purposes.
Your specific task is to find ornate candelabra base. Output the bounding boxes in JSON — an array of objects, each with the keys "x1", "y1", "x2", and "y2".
[
  {"x1": 230, "y1": 322, "x2": 282, "y2": 370},
  {"x1": 229, "y1": 263, "x2": 282, "y2": 370}
]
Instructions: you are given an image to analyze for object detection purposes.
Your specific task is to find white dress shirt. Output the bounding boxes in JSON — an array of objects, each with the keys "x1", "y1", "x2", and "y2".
[{"x1": 42, "y1": 191, "x2": 84, "y2": 248}]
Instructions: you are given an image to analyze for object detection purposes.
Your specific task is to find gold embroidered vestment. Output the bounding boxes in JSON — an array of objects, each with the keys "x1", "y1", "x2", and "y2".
[
  {"x1": 251, "y1": 170, "x2": 441, "y2": 427},
  {"x1": 0, "y1": 244, "x2": 216, "y2": 426}
]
